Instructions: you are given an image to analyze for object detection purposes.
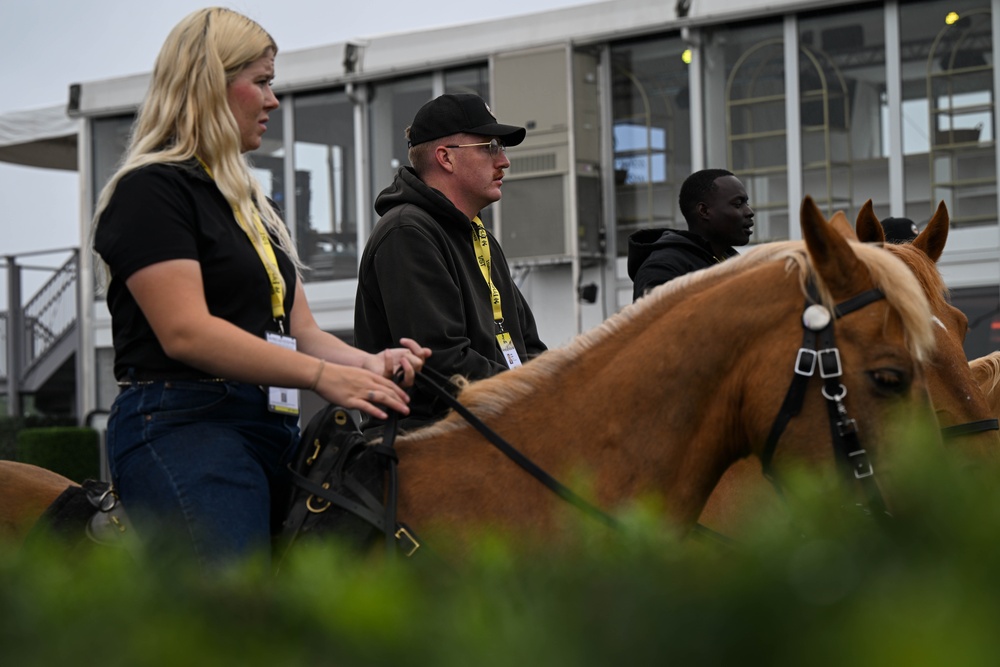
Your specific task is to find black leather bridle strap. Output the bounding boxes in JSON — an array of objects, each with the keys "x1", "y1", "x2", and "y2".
[
  {"x1": 416, "y1": 367, "x2": 619, "y2": 529},
  {"x1": 759, "y1": 282, "x2": 890, "y2": 517},
  {"x1": 815, "y1": 314, "x2": 891, "y2": 520},
  {"x1": 374, "y1": 407, "x2": 422, "y2": 557},
  {"x1": 760, "y1": 320, "x2": 818, "y2": 477},
  {"x1": 287, "y1": 467, "x2": 388, "y2": 531},
  {"x1": 833, "y1": 288, "x2": 886, "y2": 318},
  {"x1": 941, "y1": 419, "x2": 1000, "y2": 439}
]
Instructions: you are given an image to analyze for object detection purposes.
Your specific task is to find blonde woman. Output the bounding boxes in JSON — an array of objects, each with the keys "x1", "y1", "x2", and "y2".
[{"x1": 93, "y1": 7, "x2": 429, "y2": 567}]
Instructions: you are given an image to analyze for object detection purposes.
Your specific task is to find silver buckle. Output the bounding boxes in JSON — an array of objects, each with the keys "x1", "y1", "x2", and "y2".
[
  {"x1": 849, "y1": 449, "x2": 874, "y2": 479},
  {"x1": 794, "y1": 349, "x2": 817, "y2": 376},
  {"x1": 818, "y1": 348, "x2": 842, "y2": 378}
]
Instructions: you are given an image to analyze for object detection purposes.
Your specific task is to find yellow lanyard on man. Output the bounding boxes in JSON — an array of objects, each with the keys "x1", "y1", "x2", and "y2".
[{"x1": 471, "y1": 216, "x2": 521, "y2": 369}]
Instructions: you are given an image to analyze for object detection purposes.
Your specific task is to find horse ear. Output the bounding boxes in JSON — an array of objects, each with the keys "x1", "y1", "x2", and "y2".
[
  {"x1": 912, "y1": 200, "x2": 949, "y2": 263},
  {"x1": 829, "y1": 210, "x2": 858, "y2": 241},
  {"x1": 854, "y1": 199, "x2": 884, "y2": 244},
  {"x1": 801, "y1": 195, "x2": 865, "y2": 295}
]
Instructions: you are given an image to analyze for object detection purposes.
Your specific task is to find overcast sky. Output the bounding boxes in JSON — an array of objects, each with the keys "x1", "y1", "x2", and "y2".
[{"x1": 0, "y1": 0, "x2": 597, "y2": 299}]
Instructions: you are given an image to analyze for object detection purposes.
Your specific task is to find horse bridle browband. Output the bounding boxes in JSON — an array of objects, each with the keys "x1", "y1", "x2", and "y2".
[{"x1": 759, "y1": 280, "x2": 892, "y2": 520}]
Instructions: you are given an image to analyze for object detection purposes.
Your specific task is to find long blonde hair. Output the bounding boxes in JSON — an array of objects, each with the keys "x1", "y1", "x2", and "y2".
[{"x1": 92, "y1": 7, "x2": 301, "y2": 286}]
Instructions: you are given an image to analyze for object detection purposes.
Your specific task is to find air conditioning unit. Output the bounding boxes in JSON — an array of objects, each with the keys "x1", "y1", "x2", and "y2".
[{"x1": 492, "y1": 46, "x2": 602, "y2": 263}]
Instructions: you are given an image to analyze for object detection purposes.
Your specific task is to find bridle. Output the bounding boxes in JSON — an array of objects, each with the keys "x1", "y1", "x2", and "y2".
[{"x1": 759, "y1": 280, "x2": 892, "y2": 521}]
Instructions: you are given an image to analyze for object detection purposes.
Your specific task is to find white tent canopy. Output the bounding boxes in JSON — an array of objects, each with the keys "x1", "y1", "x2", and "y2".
[{"x1": 0, "y1": 105, "x2": 79, "y2": 171}]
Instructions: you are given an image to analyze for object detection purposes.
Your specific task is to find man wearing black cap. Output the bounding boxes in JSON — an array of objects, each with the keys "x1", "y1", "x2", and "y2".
[{"x1": 354, "y1": 93, "x2": 547, "y2": 434}]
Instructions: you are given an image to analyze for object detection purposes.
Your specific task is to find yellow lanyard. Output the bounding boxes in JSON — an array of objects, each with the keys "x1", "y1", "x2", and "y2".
[
  {"x1": 196, "y1": 157, "x2": 285, "y2": 323},
  {"x1": 471, "y1": 216, "x2": 504, "y2": 326}
]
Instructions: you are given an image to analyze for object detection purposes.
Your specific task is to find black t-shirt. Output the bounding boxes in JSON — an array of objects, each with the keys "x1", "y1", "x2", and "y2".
[{"x1": 94, "y1": 160, "x2": 297, "y2": 381}]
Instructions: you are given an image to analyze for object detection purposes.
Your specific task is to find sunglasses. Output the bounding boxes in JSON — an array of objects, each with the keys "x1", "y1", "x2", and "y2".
[{"x1": 445, "y1": 138, "x2": 507, "y2": 158}]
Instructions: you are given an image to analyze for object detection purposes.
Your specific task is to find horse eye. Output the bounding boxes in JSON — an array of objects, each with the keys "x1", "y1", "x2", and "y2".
[{"x1": 868, "y1": 369, "x2": 909, "y2": 395}]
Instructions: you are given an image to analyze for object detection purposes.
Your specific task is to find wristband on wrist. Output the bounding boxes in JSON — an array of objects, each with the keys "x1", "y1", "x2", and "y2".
[{"x1": 309, "y1": 359, "x2": 326, "y2": 391}]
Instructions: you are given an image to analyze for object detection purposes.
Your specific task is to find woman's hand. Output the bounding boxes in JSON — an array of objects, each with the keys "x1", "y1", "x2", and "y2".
[
  {"x1": 314, "y1": 362, "x2": 414, "y2": 420},
  {"x1": 312, "y1": 338, "x2": 430, "y2": 419},
  {"x1": 363, "y1": 337, "x2": 432, "y2": 388}
]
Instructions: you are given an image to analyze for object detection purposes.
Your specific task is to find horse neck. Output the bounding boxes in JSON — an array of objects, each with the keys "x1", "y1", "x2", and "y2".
[{"x1": 399, "y1": 261, "x2": 804, "y2": 527}]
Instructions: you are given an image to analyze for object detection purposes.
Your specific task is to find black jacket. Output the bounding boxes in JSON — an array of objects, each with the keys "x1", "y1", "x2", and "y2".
[
  {"x1": 627, "y1": 228, "x2": 737, "y2": 302},
  {"x1": 355, "y1": 167, "x2": 547, "y2": 431}
]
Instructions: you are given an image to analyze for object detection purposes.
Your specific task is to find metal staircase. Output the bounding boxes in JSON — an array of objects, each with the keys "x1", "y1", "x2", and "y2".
[{"x1": 1, "y1": 249, "x2": 79, "y2": 415}]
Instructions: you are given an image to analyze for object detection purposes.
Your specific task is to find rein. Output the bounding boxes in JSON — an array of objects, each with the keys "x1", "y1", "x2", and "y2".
[
  {"x1": 759, "y1": 281, "x2": 892, "y2": 521},
  {"x1": 376, "y1": 366, "x2": 743, "y2": 550},
  {"x1": 407, "y1": 367, "x2": 620, "y2": 529},
  {"x1": 941, "y1": 419, "x2": 1000, "y2": 439}
]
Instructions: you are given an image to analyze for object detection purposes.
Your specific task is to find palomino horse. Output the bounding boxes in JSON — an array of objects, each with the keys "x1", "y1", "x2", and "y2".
[
  {"x1": 700, "y1": 199, "x2": 1000, "y2": 539},
  {"x1": 387, "y1": 196, "x2": 936, "y2": 546},
  {"x1": 0, "y1": 197, "x2": 938, "y2": 554}
]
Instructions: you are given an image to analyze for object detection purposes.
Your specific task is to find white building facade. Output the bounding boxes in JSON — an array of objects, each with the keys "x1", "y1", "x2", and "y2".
[{"x1": 19, "y1": 0, "x2": 1000, "y2": 418}]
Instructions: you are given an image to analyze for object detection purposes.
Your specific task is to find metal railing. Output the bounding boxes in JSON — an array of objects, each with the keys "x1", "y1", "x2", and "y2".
[
  {"x1": 0, "y1": 312, "x2": 7, "y2": 379},
  {"x1": 1, "y1": 248, "x2": 79, "y2": 391},
  {"x1": 22, "y1": 254, "x2": 78, "y2": 373}
]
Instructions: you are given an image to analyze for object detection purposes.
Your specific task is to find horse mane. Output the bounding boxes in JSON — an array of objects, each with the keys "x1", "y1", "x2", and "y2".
[
  {"x1": 971, "y1": 351, "x2": 1000, "y2": 396},
  {"x1": 403, "y1": 238, "x2": 934, "y2": 443},
  {"x1": 880, "y1": 242, "x2": 951, "y2": 319}
]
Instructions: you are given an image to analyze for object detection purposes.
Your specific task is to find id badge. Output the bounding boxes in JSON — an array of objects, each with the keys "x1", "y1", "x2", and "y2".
[
  {"x1": 266, "y1": 331, "x2": 300, "y2": 415},
  {"x1": 496, "y1": 331, "x2": 522, "y2": 369}
]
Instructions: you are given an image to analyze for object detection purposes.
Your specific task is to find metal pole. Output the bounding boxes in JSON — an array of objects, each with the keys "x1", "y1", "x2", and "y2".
[{"x1": 5, "y1": 256, "x2": 22, "y2": 417}]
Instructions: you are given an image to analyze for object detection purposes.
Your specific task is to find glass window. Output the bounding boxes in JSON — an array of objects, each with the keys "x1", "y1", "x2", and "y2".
[
  {"x1": 610, "y1": 35, "x2": 692, "y2": 256},
  {"x1": 901, "y1": 1, "x2": 995, "y2": 227},
  {"x1": 707, "y1": 20, "x2": 788, "y2": 241},
  {"x1": 292, "y1": 91, "x2": 358, "y2": 282},
  {"x1": 368, "y1": 75, "x2": 434, "y2": 214},
  {"x1": 799, "y1": 5, "x2": 886, "y2": 219},
  {"x1": 367, "y1": 66, "x2": 490, "y2": 232},
  {"x1": 247, "y1": 105, "x2": 286, "y2": 227},
  {"x1": 444, "y1": 67, "x2": 489, "y2": 99}
]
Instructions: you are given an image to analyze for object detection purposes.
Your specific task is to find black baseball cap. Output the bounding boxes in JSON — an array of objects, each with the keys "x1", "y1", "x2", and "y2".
[
  {"x1": 407, "y1": 93, "x2": 526, "y2": 147},
  {"x1": 881, "y1": 217, "x2": 919, "y2": 243}
]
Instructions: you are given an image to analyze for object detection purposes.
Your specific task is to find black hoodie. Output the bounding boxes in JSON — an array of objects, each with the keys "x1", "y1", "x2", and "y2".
[
  {"x1": 626, "y1": 228, "x2": 738, "y2": 302},
  {"x1": 355, "y1": 167, "x2": 547, "y2": 431}
]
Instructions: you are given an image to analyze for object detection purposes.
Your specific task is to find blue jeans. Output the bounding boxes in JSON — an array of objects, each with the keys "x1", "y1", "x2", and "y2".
[{"x1": 106, "y1": 379, "x2": 300, "y2": 567}]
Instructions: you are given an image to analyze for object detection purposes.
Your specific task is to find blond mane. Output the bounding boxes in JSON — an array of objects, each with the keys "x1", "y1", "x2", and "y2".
[
  {"x1": 971, "y1": 351, "x2": 1000, "y2": 396},
  {"x1": 402, "y1": 239, "x2": 934, "y2": 443}
]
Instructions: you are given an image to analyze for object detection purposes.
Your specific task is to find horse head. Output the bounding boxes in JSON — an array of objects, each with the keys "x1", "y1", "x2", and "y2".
[
  {"x1": 854, "y1": 199, "x2": 1000, "y2": 462},
  {"x1": 746, "y1": 196, "x2": 939, "y2": 517}
]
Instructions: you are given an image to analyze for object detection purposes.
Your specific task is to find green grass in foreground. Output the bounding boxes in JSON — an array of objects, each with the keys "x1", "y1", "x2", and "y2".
[{"x1": 3, "y1": 427, "x2": 1000, "y2": 666}]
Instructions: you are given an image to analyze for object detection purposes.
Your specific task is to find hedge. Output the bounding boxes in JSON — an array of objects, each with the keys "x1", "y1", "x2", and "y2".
[
  {"x1": 0, "y1": 415, "x2": 77, "y2": 461},
  {"x1": 15, "y1": 426, "x2": 100, "y2": 483}
]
